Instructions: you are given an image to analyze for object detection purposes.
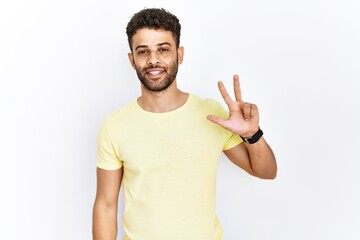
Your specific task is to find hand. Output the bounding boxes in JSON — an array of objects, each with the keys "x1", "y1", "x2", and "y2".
[{"x1": 207, "y1": 74, "x2": 260, "y2": 137}]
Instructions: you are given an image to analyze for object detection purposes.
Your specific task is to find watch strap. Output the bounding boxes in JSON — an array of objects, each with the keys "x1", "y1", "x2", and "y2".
[{"x1": 240, "y1": 128, "x2": 263, "y2": 144}]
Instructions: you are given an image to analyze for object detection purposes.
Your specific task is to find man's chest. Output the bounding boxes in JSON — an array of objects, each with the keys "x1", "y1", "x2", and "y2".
[{"x1": 113, "y1": 115, "x2": 224, "y2": 174}]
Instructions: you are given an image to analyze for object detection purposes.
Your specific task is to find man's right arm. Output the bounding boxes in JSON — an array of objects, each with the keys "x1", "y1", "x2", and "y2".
[{"x1": 93, "y1": 167, "x2": 123, "y2": 240}]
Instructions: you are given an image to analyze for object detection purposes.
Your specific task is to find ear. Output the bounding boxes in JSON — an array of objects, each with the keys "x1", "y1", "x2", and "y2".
[
  {"x1": 128, "y1": 52, "x2": 135, "y2": 69},
  {"x1": 177, "y1": 46, "x2": 184, "y2": 64}
]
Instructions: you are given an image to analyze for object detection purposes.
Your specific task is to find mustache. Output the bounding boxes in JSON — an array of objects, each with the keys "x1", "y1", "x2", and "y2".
[{"x1": 145, "y1": 63, "x2": 165, "y2": 69}]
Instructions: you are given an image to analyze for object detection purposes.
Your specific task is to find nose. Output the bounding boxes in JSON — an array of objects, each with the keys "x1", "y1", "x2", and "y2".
[{"x1": 147, "y1": 51, "x2": 160, "y2": 66}]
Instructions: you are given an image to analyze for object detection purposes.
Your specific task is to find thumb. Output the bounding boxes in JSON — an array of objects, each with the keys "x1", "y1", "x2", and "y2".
[{"x1": 207, "y1": 115, "x2": 227, "y2": 127}]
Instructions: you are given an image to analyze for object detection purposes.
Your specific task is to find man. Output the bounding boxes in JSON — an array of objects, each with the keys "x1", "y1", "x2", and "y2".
[{"x1": 93, "y1": 8, "x2": 277, "y2": 240}]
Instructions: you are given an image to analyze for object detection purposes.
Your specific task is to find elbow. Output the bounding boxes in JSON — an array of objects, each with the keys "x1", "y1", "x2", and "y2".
[
  {"x1": 254, "y1": 167, "x2": 277, "y2": 180},
  {"x1": 255, "y1": 172, "x2": 276, "y2": 180},
  {"x1": 262, "y1": 171, "x2": 277, "y2": 180},
  {"x1": 258, "y1": 158, "x2": 277, "y2": 180}
]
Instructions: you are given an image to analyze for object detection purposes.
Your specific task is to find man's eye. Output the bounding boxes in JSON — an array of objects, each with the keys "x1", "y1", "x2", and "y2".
[
  {"x1": 159, "y1": 48, "x2": 169, "y2": 52},
  {"x1": 137, "y1": 50, "x2": 148, "y2": 55}
]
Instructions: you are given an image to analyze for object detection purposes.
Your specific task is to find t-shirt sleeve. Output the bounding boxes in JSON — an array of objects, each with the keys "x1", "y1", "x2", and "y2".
[
  {"x1": 216, "y1": 102, "x2": 243, "y2": 151},
  {"x1": 96, "y1": 117, "x2": 123, "y2": 170}
]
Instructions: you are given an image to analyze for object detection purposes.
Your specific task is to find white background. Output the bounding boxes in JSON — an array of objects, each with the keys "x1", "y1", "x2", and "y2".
[{"x1": 1, "y1": 0, "x2": 359, "y2": 239}]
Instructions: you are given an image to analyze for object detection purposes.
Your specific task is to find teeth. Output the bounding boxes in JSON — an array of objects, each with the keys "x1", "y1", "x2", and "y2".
[{"x1": 148, "y1": 71, "x2": 162, "y2": 75}]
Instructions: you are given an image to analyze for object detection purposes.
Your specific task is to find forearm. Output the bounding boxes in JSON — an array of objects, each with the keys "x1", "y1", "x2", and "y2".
[
  {"x1": 245, "y1": 137, "x2": 277, "y2": 179},
  {"x1": 92, "y1": 201, "x2": 118, "y2": 240}
]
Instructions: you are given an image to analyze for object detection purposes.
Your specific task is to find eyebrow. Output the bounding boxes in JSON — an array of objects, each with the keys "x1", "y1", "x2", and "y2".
[{"x1": 135, "y1": 42, "x2": 172, "y2": 51}]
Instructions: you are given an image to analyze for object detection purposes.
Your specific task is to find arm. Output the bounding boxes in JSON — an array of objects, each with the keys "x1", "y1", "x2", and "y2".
[
  {"x1": 207, "y1": 74, "x2": 277, "y2": 179},
  {"x1": 93, "y1": 167, "x2": 123, "y2": 240},
  {"x1": 224, "y1": 138, "x2": 277, "y2": 179}
]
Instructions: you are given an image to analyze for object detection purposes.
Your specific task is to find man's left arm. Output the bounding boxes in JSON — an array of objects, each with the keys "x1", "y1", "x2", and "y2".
[
  {"x1": 223, "y1": 137, "x2": 277, "y2": 179},
  {"x1": 207, "y1": 74, "x2": 277, "y2": 179}
]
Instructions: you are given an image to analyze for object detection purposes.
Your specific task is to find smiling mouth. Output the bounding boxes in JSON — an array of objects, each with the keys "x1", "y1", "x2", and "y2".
[{"x1": 146, "y1": 69, "x2": 165, "y2": 79}]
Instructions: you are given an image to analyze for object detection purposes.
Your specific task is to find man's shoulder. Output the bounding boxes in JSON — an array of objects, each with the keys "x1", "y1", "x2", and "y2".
[
  {"x1": 103, "y1": 99, "x2": 138, "y2": 124},
  {"x1": 190, "y1": 94, "x2": 223, "y2": 110}
]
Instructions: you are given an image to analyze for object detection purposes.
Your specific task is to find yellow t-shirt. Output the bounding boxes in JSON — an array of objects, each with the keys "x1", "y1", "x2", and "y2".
[{"x1": 97, "y1": 94, "x2": 242, "y2": 240}]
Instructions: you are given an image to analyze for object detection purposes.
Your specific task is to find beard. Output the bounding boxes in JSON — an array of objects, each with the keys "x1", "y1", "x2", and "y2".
[{"x1": 135, "y1": 59, "x2": 179, "y2": 92}]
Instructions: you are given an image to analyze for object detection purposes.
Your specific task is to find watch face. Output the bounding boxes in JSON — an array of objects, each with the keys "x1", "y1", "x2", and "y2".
[{"x1": 241, "y1": 136, "x2": 250, "y2": 144}]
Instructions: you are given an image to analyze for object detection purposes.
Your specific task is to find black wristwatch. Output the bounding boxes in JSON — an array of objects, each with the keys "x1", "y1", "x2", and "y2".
[{"x1": 240, "y1": 128, "x2": 263, "y2": 144}]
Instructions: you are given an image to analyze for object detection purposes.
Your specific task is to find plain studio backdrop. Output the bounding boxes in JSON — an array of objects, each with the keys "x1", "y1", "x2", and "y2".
[{"x1": 1, "y1": 0, "x2": 359, "y2": 239}]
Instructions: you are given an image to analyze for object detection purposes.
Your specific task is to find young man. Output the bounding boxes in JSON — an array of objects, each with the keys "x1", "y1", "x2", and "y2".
[{"x1": 93, "y1": 8, "x2": 277, "y2": 240}]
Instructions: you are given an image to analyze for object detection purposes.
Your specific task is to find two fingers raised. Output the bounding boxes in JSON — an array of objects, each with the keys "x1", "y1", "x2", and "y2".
[{"x1": 218, "y1": 74, "x2": 257, "y2": 118}]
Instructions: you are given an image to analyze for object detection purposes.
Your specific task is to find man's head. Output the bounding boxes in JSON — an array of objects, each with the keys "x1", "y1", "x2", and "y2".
[
  {"x1": 126, "y1": 8, "x2": 184, "y2": 92},
  {"x1": 126, "y1": 8, "x2": 181, "y2": 51}
]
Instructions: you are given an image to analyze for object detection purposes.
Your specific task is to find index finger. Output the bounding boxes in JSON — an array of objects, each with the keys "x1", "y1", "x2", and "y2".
[
  {"x1": 233, "y1": 74, "x2": 243, "y2": 103},
  {"x1": 217, "y1": 81, "x2": 234, "y2": 107}
]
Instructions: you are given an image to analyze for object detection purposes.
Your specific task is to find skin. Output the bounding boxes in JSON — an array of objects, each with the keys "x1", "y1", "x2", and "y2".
[
  {"x1": 207, "y1": 76, "x2": 277, "y2": 178},
  {"x1": 93, "y1": 27, "x2": 277, "y2": 240},
  {"x1": 128, "y1": 28, "x2": 187, "y2": 113}
]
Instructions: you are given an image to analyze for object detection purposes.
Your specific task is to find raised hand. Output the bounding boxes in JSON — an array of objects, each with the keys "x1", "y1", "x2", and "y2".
[{"x1": 207, "y1": 74, "x2": 260, "y2": 137}]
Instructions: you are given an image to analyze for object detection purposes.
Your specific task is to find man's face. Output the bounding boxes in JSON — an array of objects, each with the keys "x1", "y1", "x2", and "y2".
[{"x1": 128, "y1": 28, "x2": 184, "y2": 92}]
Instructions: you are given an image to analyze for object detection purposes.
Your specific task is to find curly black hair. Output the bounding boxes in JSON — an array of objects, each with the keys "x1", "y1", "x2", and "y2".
[{"x1": 126, "y1": 8, "x2": 181, "y2": 51}]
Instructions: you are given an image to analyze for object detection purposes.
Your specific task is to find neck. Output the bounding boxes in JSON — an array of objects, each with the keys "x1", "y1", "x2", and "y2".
[{"x1": 137, "y1": 80, "x2": 188, "y2": 113}]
